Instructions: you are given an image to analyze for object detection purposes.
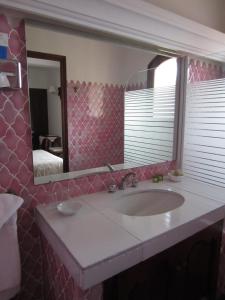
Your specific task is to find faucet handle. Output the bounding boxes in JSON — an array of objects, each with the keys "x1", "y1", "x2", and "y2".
[
  {"x1": 131, "y1": 176, "x2": 138, "y2": 187},
  {"x1": 108, "y1": 184, "x2": 117, "y2": 193},
  {"x1": 119, "y1": 172, "x2": 138, "y2": 190},
  {"x1": 119, "y1": 180, "x2": 126, "y2": 190}
]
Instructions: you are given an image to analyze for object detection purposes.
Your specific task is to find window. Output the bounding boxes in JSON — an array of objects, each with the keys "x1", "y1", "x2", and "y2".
[
  {"x1": 153, "y1": 57, "x2": 177, "y2": 119},
  {"x1": 183, "y1": 76, "x2": 225, "y2": 188},
  {"x1": 154, "y1": 57, "x2": 177, "y2": 88}
]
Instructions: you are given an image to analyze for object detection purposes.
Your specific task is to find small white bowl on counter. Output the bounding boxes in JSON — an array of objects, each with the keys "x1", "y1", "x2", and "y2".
[{"x1": 57, "y1": 200, "x2": 82, "y2": 216}]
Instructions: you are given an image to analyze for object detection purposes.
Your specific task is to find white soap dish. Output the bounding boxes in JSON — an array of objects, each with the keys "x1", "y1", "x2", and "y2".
[{"x1": 57, "y1": 200, "x2": 82, "y2": 216}]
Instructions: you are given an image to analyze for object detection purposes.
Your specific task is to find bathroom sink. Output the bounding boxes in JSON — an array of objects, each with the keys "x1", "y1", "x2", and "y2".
[{"x1": 114, "y1": 189, "x2": 185, "y2": 216}]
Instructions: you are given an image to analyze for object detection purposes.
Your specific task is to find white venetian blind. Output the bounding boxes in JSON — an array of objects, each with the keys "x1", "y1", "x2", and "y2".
[
  {"x1": 124, "y1": 85, "x2": 176, "y2": 166},
  {"x1": 183, "y1": 78, "x2": 225, "y2": 187}
]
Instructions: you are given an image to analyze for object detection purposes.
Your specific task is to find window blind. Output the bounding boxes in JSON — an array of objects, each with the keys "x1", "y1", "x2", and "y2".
[
  {"x1": 124, "y1": 86, "x2": 176, "y2": 167},
  {"x1": 183, "y1": 78, "x2": 225, "y2": 187}
]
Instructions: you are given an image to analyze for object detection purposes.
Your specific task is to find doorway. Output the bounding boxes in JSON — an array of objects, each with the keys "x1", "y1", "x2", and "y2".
[{"x1": 27, "y1": 50, "x2": 69, "y2": 174}]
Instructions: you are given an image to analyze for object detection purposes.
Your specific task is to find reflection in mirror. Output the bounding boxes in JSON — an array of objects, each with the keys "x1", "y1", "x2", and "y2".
[
  {"x1": 25, "y1": 22, "x2": 180, "y2": 184},
  {"x1": 124, "y1": 57, "x2": 178, "y2": 167},
  {"x1": 27, "y1": 52, "x2": 69, "y2": 177}
]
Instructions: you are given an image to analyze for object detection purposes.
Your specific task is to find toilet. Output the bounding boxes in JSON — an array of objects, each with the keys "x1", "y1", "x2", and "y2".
[{"x1": 0, "y1": 193, "x2": 23, "y2": 300}]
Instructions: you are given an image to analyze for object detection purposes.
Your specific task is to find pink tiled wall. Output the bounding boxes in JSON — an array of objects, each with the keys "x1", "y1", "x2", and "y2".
[
  {"x1": 0, "y1": 12, "x2": 175, "y2": 300},
  {"x1": 67, "y1": 81, "x2": 124, "y2": 172},
  {"x1": 188, "y1": 58, "x2": 223, "y2": 82},
  {"x1": 41, "y1": 234, "x2": 103, "y2": 300}
]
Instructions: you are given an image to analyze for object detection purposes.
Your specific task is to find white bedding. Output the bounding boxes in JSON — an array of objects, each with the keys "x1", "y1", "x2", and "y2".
[{"x1": 33, "y1": 150, "x2": 63, "y2": 177}]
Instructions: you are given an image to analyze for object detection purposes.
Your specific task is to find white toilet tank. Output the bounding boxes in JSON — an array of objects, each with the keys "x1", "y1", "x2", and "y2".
[{"x1": 0, "y1": 194, "x2": 23, "y2": 300}]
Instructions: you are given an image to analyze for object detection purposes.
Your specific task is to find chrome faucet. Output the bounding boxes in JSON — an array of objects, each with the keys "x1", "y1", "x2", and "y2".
[
  {"x1": 105, "y1": 163, "x2": 115, "y2": 172},
  {"x1": 119, "y1": 172, "x2": 138, "y2": 190},
  {"x1": 105, "y1": 163, "x2": 117, "y2": 192}
]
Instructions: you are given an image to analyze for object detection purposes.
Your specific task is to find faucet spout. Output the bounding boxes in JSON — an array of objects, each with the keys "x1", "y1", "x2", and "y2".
[
  {"x1": 119, "y1": 172, "x2": 138, "y2": 190},
  {"x1": 105, "y1": 163, "x2": 115, "y2": 172}
]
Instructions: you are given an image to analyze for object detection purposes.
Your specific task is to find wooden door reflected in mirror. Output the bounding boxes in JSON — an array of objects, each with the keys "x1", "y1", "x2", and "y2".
[{"x1": 27, "y1": 51, "x2": 69, "y2": 178}]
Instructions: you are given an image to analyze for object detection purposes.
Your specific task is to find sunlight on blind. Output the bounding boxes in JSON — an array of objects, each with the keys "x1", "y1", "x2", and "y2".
[
  {"x1": 154, "y1": 58, "x2": 177, "y2": 88},
  {"x1": 183, "y1": 78, "x2": 225, "y2": 187}
]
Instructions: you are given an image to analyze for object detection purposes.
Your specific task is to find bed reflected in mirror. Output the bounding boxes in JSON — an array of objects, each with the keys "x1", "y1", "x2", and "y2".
[{"x1": 27, "y1": 51, "x2": 69, "y2": 177}]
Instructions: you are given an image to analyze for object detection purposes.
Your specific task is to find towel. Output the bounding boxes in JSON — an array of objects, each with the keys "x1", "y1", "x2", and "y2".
[
  {"x1": 0, "y1": 194, "x2": 23, "y2": 295},
  {"x1": 0, "y1": 193, "x2": 23, "y2": 229}
]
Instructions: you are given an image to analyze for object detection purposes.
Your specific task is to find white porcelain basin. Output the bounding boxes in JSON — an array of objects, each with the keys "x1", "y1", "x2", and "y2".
[{"x1": 114, "y1": 189, "x2": 185, "y2": 216}]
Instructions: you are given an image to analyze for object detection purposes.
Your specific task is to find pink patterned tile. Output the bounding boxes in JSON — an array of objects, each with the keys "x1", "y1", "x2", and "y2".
[
  {"x1": 41, "y1": 234, "x2": 102, "y2": 300},
  {"x1": 0, "y1": 115, "x2": 8, "y2": 137},
  {"x1": 12, "y1": 115, "x2": 27, "y2": 136},
  {"x1": 8, "y1": 30, "x2": 24, "y2": 57},
  {"x1": 0, "y1": 11, "x2": 223, "y2": 300},
  {"x1": 0, "y1": 14, "x2": 11, "y2": 33},
  {"x1": 67, "y1": 81, "x2": 124, "y2": 172},
  {"x1": 188, "y1": 59, "x2": 223, "y2": 82}
]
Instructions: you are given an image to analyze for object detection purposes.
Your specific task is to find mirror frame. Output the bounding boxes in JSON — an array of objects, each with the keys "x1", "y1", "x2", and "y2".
[{"x1": 27, "y1": 50, "x2": 69, "y2": 173}]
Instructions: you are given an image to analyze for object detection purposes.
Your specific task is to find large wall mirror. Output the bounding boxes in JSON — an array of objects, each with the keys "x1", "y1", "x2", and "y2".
[{"x1": 25, "y1": 21, "x2": 182, "y2": 184}]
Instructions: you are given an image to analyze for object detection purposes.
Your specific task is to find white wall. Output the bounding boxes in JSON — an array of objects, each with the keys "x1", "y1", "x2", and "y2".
[
  {"x1": 25, "y1": 23, "x2": 156, "y2": 85},
  {"x1": 28, "y1": 67, "x2": 48, "y2": 89},
  {"x1": 47, "y1": 69, "x2": 62, "y2": 138},
  {"x1": 28, "y1": 66, "x2": 62, "y2": 138},
  {"x1": 144, "y1": 0, "x2": 225, "y2": 33}
]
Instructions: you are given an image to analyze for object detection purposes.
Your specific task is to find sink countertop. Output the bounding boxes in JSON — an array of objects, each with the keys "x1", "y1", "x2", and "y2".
[{"x1": 36, "y1": 177, "x2": 225, "y2": 289}]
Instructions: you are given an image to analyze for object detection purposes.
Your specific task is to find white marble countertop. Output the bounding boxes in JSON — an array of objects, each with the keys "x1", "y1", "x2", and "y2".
[{"x1": 36, "y1": 177, "x2": 225, "y2": 289}]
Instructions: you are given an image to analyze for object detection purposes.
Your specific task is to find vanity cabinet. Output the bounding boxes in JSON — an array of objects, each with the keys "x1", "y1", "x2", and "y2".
[{"x1": 104, "y1": 220, "x2": 223, "y2": 300}]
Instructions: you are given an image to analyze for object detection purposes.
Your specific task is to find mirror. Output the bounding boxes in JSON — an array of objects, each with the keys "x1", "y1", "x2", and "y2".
[
  {"x1": 25, "y1": 22, "x2": 180, "y2": 184},
  {"x1": 27, "y1": 51, "x2": 69, "y2": 178}
]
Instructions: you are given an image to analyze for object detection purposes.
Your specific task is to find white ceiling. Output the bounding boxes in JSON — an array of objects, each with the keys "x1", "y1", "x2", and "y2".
[{"x1": 144, "y1": 0, "x2": 225, "y2": 33}]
